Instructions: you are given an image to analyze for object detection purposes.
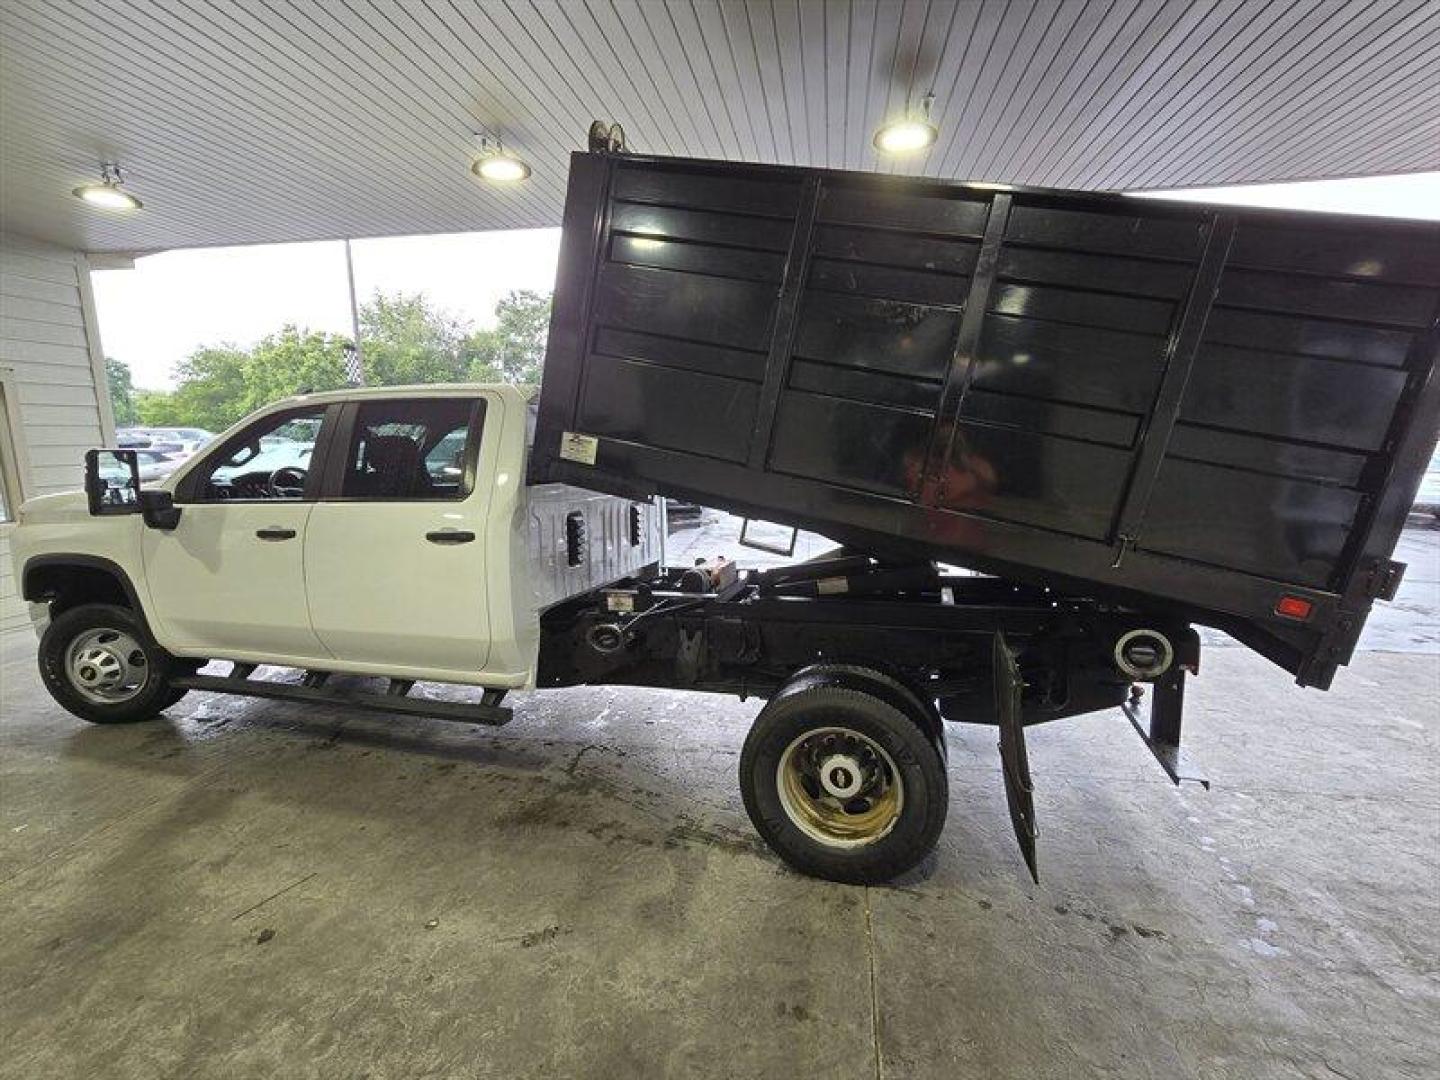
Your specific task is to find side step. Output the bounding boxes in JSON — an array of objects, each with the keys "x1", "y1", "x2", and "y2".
[{"x1": 170, "y1": 668, "x2": 512, "y2": 727}]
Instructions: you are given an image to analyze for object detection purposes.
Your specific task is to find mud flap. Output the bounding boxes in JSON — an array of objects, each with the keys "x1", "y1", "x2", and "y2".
[{"x1": 994, "y1": 632, "x2": 1039, "y2": 883}]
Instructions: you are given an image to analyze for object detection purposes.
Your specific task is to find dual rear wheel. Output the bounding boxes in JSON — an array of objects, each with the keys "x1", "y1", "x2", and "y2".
[{"x1": 739, "y1": 670, "x2": 949, "y2": 884}]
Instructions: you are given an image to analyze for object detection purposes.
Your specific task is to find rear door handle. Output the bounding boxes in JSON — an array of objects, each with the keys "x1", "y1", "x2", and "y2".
[
  {"x1": 255, "y1": 527, "x2": 297, "y2": 541},
  {"x1": 426, "y1": 529, "x2": 475, "y2": 545}
]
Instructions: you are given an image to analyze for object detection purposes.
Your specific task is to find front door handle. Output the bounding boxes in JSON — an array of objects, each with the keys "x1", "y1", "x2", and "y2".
[
  {"x1": 256, "y1": 527, "x2": 297, "y2": 541},
  {"x1": 426, "y1": 529, "x2": 475, "y2": 545}
]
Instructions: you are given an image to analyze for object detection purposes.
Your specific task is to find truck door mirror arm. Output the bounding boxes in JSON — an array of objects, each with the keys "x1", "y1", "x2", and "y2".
[{"x1": 139, "y1": 489, "x2": 181, "y2": 530}]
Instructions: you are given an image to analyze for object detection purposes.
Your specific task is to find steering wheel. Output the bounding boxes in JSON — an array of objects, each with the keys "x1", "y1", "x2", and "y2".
[{"x1": 270, "y1": 466, "x2": 308, "y2": 498}]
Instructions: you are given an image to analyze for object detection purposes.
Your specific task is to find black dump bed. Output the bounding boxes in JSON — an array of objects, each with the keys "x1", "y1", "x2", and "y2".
[{"x1": 530, "y1": 152, "x2": 1440, "y2": 689}]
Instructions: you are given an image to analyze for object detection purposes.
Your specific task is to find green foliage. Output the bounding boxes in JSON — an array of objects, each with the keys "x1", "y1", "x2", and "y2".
[
  {"x1": 105, "y1": 357, "x2": 138, "y2": 427},
  {"x1": 465, "y1": 289, "x2": 552, "y2": 385},
  {"x1": 129, "y1": 289, "x2": 551, "y2": 430},
  {"x1": 138, "y1": 345, "x2": 250, "y2": 431},
  {"x1": 358, "y1": 292, "x2": 471, "y2": 385},
  {"x1": 242, "y1": 327, "x2": 351, "y2": 411}
]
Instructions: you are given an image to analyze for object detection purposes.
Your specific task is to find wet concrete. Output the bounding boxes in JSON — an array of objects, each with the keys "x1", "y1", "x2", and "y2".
[{"x1": 1, "y1": 541, "x2": 1437, "y2": 1078}]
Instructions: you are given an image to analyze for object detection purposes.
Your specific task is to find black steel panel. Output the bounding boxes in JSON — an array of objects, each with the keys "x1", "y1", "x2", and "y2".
[
  {"x1": 1204, "y1": 307, "x2": 1414, "y2": 367},
  {"x1": 533, "y1": 152, "x2": 1440, "y2": 688},
  {"x1": 1005, "y1": 204, "x2": 1207, "y2": 260},
  {"x1": 1141, "y1": 459, "x2": 1364, "y2": 589},
  {"x1": 958, "y1": 389, "x2": 1139, "y2": 449},
  {"x1": 611, "y1": 161, "x2": 801, "y2": 218},
  {"x1": 1228, "y1": 223, "x2": 1440, "y2": 286},
  {"x1": 578, "y1": 353, "x2": 758, "y2": 464},
  {"x1": 769, "y1": 392, "x2": 931, "y2": 498},
  {"x1": 990, "y1": 283, "x2": 1175, "y2": 336},
  {"x1": 1167, "y1": 425, "x2": 1368, "y2": 488},
  {"x1": 973, "y1": 315, "x2": 1168, "y2": 414},
  {"x1": 1216, "y1": 269, "x2": 1436, "y2": 328},
  {"x1": 813, "y1": 224, "x2": 980, "y2": 275},
  {"x1": 941, "y1": 422, "x2": 1132, "y2": 540},
  {"x1": 997, "y1": 246, "x2": 1195, "y2": 299},
  {"x1": 609, "y1": 233, "x2": 785, "y2": 283},
  {"x1": 808, "y1": 258, "x2": 970, "y2": 306},
  {"x1": 1182, "y1": 344, "x2": 1410, "y2": 452},
  {"x1": 610, "y1": 201, "x2": 790, "y2": 251},
  {"x1": 792, "y1": 293, "x2": 961, "y2": 381},
  {"x1": 788, "y1": 358, "x2": 941, "y2": 413},
  {"x1": 818, "y1": 184, "x2": 988, "y2": 236},
  {"x1": 592, "y1": 326, "x2": 767, "y2": 383},
  {"x1": 593, "y1": 263, "x2": 776, "y2": 352}
]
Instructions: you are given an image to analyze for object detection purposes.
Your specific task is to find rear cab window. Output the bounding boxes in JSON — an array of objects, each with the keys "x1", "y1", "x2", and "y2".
[{"x1": 338, "y1": 398, "x2": 485, "y2": 500}]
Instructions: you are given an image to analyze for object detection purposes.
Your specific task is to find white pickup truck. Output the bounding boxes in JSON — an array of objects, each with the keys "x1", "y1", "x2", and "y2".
[
  {"x1": 13, "y1": 382, "x2": 1223, "y2": 884},
  {"x1": 13, "y1": 383, "x2": 661, "y2": 706}
]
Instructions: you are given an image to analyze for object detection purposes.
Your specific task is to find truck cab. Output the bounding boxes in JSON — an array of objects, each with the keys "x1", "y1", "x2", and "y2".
[{"x1": 13, "y1": 383, "x2": 651, "y2": 700}]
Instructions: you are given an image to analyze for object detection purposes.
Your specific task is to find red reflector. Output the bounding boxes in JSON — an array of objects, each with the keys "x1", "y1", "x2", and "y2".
[{"x1": 1275, "y1": 595, "x2": 1313, "y2": 621}]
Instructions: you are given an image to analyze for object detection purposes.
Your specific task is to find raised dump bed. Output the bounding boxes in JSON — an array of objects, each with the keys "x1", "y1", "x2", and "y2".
[{"x1": 530, "y1": 152, "x2": 1440, "y2": 690}]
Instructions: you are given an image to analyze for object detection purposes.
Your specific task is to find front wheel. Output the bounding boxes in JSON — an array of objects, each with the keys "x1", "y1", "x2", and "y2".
[
  {"x1": 740, "y1": 681, "x2": 948, "y2": 884},
  {"x1": 38, "y1": 603, "x2": 180, "y2": 724}
]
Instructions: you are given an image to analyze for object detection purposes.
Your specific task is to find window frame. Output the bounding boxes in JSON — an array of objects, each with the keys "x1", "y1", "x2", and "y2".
[
  {"x1": 173, "y1": 402, "x2": 342, "y2": 505},
  {"x1": 317, "y1": 396, "x2": 487, "y2": 503}
]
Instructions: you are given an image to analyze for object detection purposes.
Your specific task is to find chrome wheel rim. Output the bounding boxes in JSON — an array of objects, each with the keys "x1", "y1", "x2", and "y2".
[
  {"x1": 65, "y1": 627, "x2": 149, "y2": 704},
  {"x1": 776, "y1": 726, "x2": 904, "y2": 848}
]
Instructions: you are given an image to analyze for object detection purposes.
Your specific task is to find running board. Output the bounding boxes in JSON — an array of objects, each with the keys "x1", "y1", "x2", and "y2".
[{"x1": 170, "y1": 670, "x2": 512, "y2": 726}]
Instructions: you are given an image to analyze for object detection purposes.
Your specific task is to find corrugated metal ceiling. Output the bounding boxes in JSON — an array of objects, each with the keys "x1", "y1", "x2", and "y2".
[{"x1": 2, "y1": 0, "x2": 1437, "y2": 254}]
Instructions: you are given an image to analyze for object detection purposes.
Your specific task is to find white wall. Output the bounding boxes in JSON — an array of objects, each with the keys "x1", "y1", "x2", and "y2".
[{"x1": 0, "y1": 232, "x2": 113, "y2": 633}]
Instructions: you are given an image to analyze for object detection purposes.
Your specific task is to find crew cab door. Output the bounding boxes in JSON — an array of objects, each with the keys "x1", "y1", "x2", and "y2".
[
  {"x1": 142, "y1": 404, "x2": 335, "y2": 659},
  {"x1": 302, "y1": 396, "x2": 492, "y2": 676}
]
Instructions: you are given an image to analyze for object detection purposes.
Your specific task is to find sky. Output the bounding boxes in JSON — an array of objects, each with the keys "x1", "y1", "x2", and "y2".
[
  {"x1": 93, "y1": 228, "x2": 562, "y2": 389},
  {"x1": 92, "y1": 171, "x2": 1439, "y2": 391}
]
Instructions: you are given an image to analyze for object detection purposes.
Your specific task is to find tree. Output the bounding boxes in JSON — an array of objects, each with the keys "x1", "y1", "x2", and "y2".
[
  {"x1": 241, "y1": 326, "x2": 350, "y2": 412},
  {"x1": 358, "y1": 292, "x2": 470, "y2": 385},
  {"x1": 161, "y1": 345, "x2": 251, "y2": 431},
  {"x1": 106, "y1": 357, "x2": 139, "y2": 427},
  {"x1": 119, "y1": 288, "x2": 555, "y2": 433},
  {"x1": 465, "y1": 289, "x2": 551, "y2": 386}
]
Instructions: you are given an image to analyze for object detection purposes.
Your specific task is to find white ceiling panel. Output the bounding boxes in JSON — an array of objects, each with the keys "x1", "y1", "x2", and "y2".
[{"x1": 1, "y1": 0, "x2": 1436, "y2": 254}]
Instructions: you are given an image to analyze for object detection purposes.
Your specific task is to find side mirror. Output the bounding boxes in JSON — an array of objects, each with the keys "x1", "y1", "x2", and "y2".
[
  {"x1": 83, "y1": 449, "x2": 182, "y2": 530},
  {"x1": 85, "y1": 449, "x2": 141, "y2": 515}
]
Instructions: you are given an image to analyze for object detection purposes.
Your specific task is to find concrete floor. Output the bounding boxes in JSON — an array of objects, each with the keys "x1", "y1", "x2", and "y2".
[{"x1": 2, "y1": 548, "x2": 1438, "y2": 1078}]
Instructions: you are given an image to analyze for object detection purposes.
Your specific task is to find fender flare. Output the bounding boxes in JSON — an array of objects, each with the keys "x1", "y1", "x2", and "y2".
[{"x1": 21, "y1": 554, "x2": 158, "y2": 641}]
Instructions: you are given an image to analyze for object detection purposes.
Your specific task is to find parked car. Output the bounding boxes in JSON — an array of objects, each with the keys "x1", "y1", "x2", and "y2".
[{"x1": 133, "y1": 427, "x2": 214, "y2": 454}]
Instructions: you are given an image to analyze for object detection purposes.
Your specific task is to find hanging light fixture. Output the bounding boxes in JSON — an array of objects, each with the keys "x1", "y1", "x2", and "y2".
[
  {"x1": 873, "y1": 93, "x2": 938, "y2": 156},
  {"x1": 471, "y1": 135, "x2": 531, "y2": 183},
  {"x1": 72, "y1": 163, "x2": 143, "y2": 210}
]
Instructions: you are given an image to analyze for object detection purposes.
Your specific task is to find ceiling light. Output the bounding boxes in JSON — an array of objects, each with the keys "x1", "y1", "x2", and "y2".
[
  {"x1": 472, "y1": 135, "x2": 531, "y2": 183},
  {"x1": 72, "y1": 163, "x2": 143, "y2": 210},
  {"x1": 873, "y1": 93, "x2": 938, "y2": 156}
]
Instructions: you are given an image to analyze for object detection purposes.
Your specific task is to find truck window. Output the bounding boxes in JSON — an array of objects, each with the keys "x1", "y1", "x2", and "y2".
[
  {"x1": 185, "y1": 407, "x2": 326, "y2": 502},
  {"x1": 340, "y1": 398, "x2": 482, "y2": 500}
]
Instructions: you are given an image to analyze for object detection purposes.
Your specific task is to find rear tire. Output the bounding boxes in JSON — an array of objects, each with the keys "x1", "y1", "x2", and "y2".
[
  {"x1": 39, "y1": 603, "x2": 179, "y2": 724},
  {"x1": 740, "y1": 679, "x2": 948, "y2": 884}
]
